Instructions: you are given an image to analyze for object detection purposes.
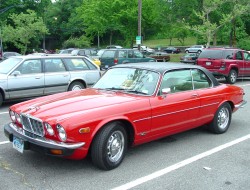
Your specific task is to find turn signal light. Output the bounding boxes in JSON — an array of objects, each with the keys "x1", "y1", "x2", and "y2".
[
  {"x1": 50, "y1": 149, "x2": 63, "y2": 155},
  {"x1": 79, "y1": 127, "x2": 90, "y2": 134}
]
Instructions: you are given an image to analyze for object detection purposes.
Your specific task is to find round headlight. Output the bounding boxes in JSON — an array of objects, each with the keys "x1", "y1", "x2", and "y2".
[
  {"x1": 9, "y1": 110, "x2": 16, "y2": 121},
  {"x1": 15, "y1": 113, "x2": 21, "y2": 124},
  {"x1": 56, "y1": 124, "x2": 67, "y2": 142},
  {"x1": 45, "y1": 123, "x2": 54, "y2": 136}
]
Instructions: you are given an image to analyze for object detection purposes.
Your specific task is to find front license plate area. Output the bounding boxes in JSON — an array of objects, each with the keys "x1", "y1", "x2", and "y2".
[{"x1": 13, "y1": 136, "x2": 24, "y2": 153}]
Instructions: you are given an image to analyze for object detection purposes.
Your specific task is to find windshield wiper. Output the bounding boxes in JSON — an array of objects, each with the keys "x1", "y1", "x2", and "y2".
[
  {"x1": 125, "y1": 90, "x2": 148, "y2": 95},
  {"x1": 105, "y1": 87, "x2": 126, "y2": 91}
]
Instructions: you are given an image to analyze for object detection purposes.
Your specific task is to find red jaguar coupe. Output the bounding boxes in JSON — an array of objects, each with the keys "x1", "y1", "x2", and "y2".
[{"x1": 4, "y1": 62, "x2": 246, "y2": 170}]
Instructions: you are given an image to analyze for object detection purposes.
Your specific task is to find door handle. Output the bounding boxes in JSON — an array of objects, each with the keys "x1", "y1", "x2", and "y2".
[
  {"x1": 35, "y1": 77, "x2": 41, "y2": 79},
  {"x1": 191, "y1": 94, "x2": 198, "y2": 97}
]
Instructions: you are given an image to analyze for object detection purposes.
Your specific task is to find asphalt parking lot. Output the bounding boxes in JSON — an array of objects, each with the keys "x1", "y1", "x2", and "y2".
[{"x1": 0, "y1": 78, "x2": 250, "y2": 190}]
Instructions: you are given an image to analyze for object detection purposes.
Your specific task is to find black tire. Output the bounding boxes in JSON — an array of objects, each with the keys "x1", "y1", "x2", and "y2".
[
  {"x1": 209, "y1": 102, "x2": 232, "y2": 134},
  {"x1": 68, "y1": 81, "x2": 85, "y2": 91},
  {"x1": 226, "y1": 70, "x2": 237, "y2": 84},
  {"x1": 185, "y1": 50, "x2": 189, "y2": 53},
  {"x1": 0, "y1": 93, "x2": 3, "y2": 106},
  {"x1": 91, "y1": 122, "x2": 127, "y2": 170},
  {"x1": 197, "y1": 50, "x2": 201, "y2": 54}
]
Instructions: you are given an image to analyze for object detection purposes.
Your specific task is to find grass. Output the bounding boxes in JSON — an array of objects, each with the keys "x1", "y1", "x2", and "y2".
[
  {"x1": 169, "y1": 53, "x2": 185, "y2": 62},
  {"x1": 143, "y1": 37, "x2": 197, "y2": 48}
]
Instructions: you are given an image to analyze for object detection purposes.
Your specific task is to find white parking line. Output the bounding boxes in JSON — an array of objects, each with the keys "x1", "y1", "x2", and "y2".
[
  {"x1": 0, "y1": 111, "x2": 8, "y2": 115},
  {"x1": 112, "y1": 134, "x2": 250, "y2": 190},
  {"x1": 0, "y1": 141, "x2": 10, "y2": 145}
]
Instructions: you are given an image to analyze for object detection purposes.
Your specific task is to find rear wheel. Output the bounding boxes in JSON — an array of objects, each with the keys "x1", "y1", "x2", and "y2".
[
  {"x1": 185, "y1": 50, "x2": 189, "y2": 53},
  {"x1": 226, "y1": 70, "x2": 237, "y2": 84},
  {"x1": 68, "y1": 81, "x2": 85, "y2": 91},
  {"x1": 91, "y1": 122, "x2": 127, "y2": 170},
  {"x1": 209, "y1": 102, "x2": 232, "y2": 134}
]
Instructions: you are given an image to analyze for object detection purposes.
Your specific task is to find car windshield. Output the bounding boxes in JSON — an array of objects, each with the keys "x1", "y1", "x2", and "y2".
[
  {"x1": 93, "y1": 67, "x2": 159, "y2": 95},
  {"x1": 0, "y1": 57, "x2": 23, "y2": 74}
]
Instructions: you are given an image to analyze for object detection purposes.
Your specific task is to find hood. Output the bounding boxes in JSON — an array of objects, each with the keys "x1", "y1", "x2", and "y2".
[{"x1": 11, "y1": 88, "x2": 142, "y2": 121}]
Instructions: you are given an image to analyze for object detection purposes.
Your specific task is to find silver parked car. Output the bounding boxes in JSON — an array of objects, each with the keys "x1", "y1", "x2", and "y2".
[
  {"x1": 0, "y1": 55, "x2": 101, "y2": 106},
  {"x1": 185, "y1": 45, "x2": 205, "y2": 54}
]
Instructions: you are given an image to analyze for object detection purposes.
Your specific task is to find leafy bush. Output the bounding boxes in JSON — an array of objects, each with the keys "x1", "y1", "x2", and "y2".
[
  {"x1": 237, "y1": 37, "x2": 250, "y2": 50},
  {"x1": 62, "y1": 35, "x2": 91, "y2": 48}
]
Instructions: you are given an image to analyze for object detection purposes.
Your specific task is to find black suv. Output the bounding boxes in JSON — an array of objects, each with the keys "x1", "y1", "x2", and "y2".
[
  {"x1": 197, "y1": 48, "x2": 250, "y2": 84},
  {"x1": 99, "y1": 49, "x2": 155, "y2": 69}
]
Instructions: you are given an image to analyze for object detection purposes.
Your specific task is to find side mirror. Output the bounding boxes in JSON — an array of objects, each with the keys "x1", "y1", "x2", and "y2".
[
  {"x1": 12, "y1": 71, "x2": 21, "y2": 76},
  {"x1": 162, "y1": 88, "x2": 171, "y2": 95}
]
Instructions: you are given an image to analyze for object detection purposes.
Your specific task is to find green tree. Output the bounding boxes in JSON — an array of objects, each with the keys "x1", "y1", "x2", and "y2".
[
  {"x1": 2, "y1": 10, "x2": 48, "y2": 54},
  {"x1": 186, "y1": 0, "x2": 249, "y2": 47}
]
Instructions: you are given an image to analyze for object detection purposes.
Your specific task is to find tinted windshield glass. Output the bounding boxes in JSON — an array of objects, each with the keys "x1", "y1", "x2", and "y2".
[
  {"x1": 0, "y1": 57, "x2": 22, "y2": 74},
  {"x1": 93, "y1": 67, "x2": 160, "y2": 95},
  {"x1": 199, "y1": 50, "x2": 223, "y2": 59}
]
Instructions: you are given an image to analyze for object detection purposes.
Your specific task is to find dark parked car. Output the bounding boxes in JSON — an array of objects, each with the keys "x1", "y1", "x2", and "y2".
[
  {"x1": 99, "y1": 49, "x2": 155, "y2": 69},
  {"x1": 163, "y1": 47, "x2": 181, "y2": 54},
  {"x1": 180, "y1": 53, "x2": 199, "y2": 64},
  {"x1": 147, "y1": 51, "x2": 170, "y2": 62},
  {"x1": 4, "y1": 62, "x2": 246, "y2": 170},
  {"x1": 106, "y1": 45, "x2": 123, "y2": 49}
]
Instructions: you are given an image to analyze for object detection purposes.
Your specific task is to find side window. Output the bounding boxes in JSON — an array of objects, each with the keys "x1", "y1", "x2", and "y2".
[
  {"x1": 44, "y1": 59, "x2": 66, "y2": 72},
  {"x1": 160, "y1": 70, "x2": 192, "y2": 94},
  {"x1": 191, "y1": 69, "x2": 211, "y2": 89},
  {"x1": 118, "y1": 50, "x2": 127, "y2": 58},
  {"x1": 134, "y1": 50, "x2": 143, "y2": 58},
  {"x1": 235, "y1": 51, "x2": 243, "y2": 60},
  {"x1": 101, "y1": 50, "x2": 115, "y2": 58},
  {"x1": 64, "y1": 58, "x2": 90, "y2": 71},
  {"x1": 224, "y1": 50, "x2": 234, "y2": 59},
  {"x1": 78, "y1": 50, "x2": 85, "y2": 56},
  {"x1": 15, "y1": 59, "x2": 42, "y2": 74},
  {"x1": 243, "y1": 52, "x2": 250, "y2": 60},
  {"x1": 84, "y1": 58, "x2": 98, "y2": 70},
  {"x1": 128, "y1": 50, "x2": 133, "y2": 58}
]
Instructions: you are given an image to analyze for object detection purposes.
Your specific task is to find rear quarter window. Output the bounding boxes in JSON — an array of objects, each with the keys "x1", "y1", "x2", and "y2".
[
  {"x1": 64, "y1": 58, "x2": 90, "y2": 71},
  {"x1": 199, "y1": 50, "x2": 223, "y2": 59},
  {"x1": 101, "y1": 50, "x2": 115, "y2": 58}
]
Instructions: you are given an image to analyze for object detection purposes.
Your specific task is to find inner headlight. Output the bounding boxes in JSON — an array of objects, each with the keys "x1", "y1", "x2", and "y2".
[
  {"x1": 9, "y1": 110, "x2": 16, "y2": 121},
  {"x1": 45, "y1": 123, "x2": 54, "y2": 136},
  {"x1": 56, "y1": 124, "x2": 67, "y2": 142},
  {"x1": 15, "y1": 113, "x2": 21, "y2": 124}
]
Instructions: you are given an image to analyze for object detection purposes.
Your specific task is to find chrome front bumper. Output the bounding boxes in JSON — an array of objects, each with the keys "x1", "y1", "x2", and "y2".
[{"x1": 4, "y1": 122, "x2": 85, "y2": 150}]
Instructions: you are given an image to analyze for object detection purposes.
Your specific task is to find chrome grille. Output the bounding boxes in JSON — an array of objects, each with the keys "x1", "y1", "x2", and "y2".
[{"x1": 21, "y1": 114, "x2": 44, "y2": 137}]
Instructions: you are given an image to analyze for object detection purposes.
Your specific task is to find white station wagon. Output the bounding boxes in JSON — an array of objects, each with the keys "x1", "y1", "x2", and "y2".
[{"x1": 0, "y1": 55, "x2": 101, "y2": 106}]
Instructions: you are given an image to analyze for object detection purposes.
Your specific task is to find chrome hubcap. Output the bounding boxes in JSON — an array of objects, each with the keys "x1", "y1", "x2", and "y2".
[
  {"x1": 217, "y1": 107, "x2": 229, "y2": 130},
  {"x1": 72, "y1": 85, "x2": 82, "y2": 91},
  {"x1": 230, "y1": 73, "x2": 236, "y2": 83},
  {"x1": 107, "y1": 131, "x2": 124, "y2": 162}
]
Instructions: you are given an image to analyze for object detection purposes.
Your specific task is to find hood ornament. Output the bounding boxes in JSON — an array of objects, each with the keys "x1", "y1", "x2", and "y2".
[{"x1": 28, "y1": 106, "x2": 40, "y2": 111}]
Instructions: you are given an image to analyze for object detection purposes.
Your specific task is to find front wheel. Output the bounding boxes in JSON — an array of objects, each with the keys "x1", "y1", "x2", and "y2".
[
  {"x1": 208, "y1": 102, "x2": 232, "y2": 134},
  {"x1": 68, "y1": 81, "x2": 85, "y2": 91},
  {"x1": 91, "y1": 122, "x2": 127, "y2": 170},
  {"x1": 226, "y1": 70, "x2": 237, "y2": 84}
]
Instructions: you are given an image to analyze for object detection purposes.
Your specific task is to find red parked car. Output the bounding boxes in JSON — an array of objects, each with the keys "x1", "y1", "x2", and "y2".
[{"x1": 4, "y1": 62, "x2": 246, "y2": 170}]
